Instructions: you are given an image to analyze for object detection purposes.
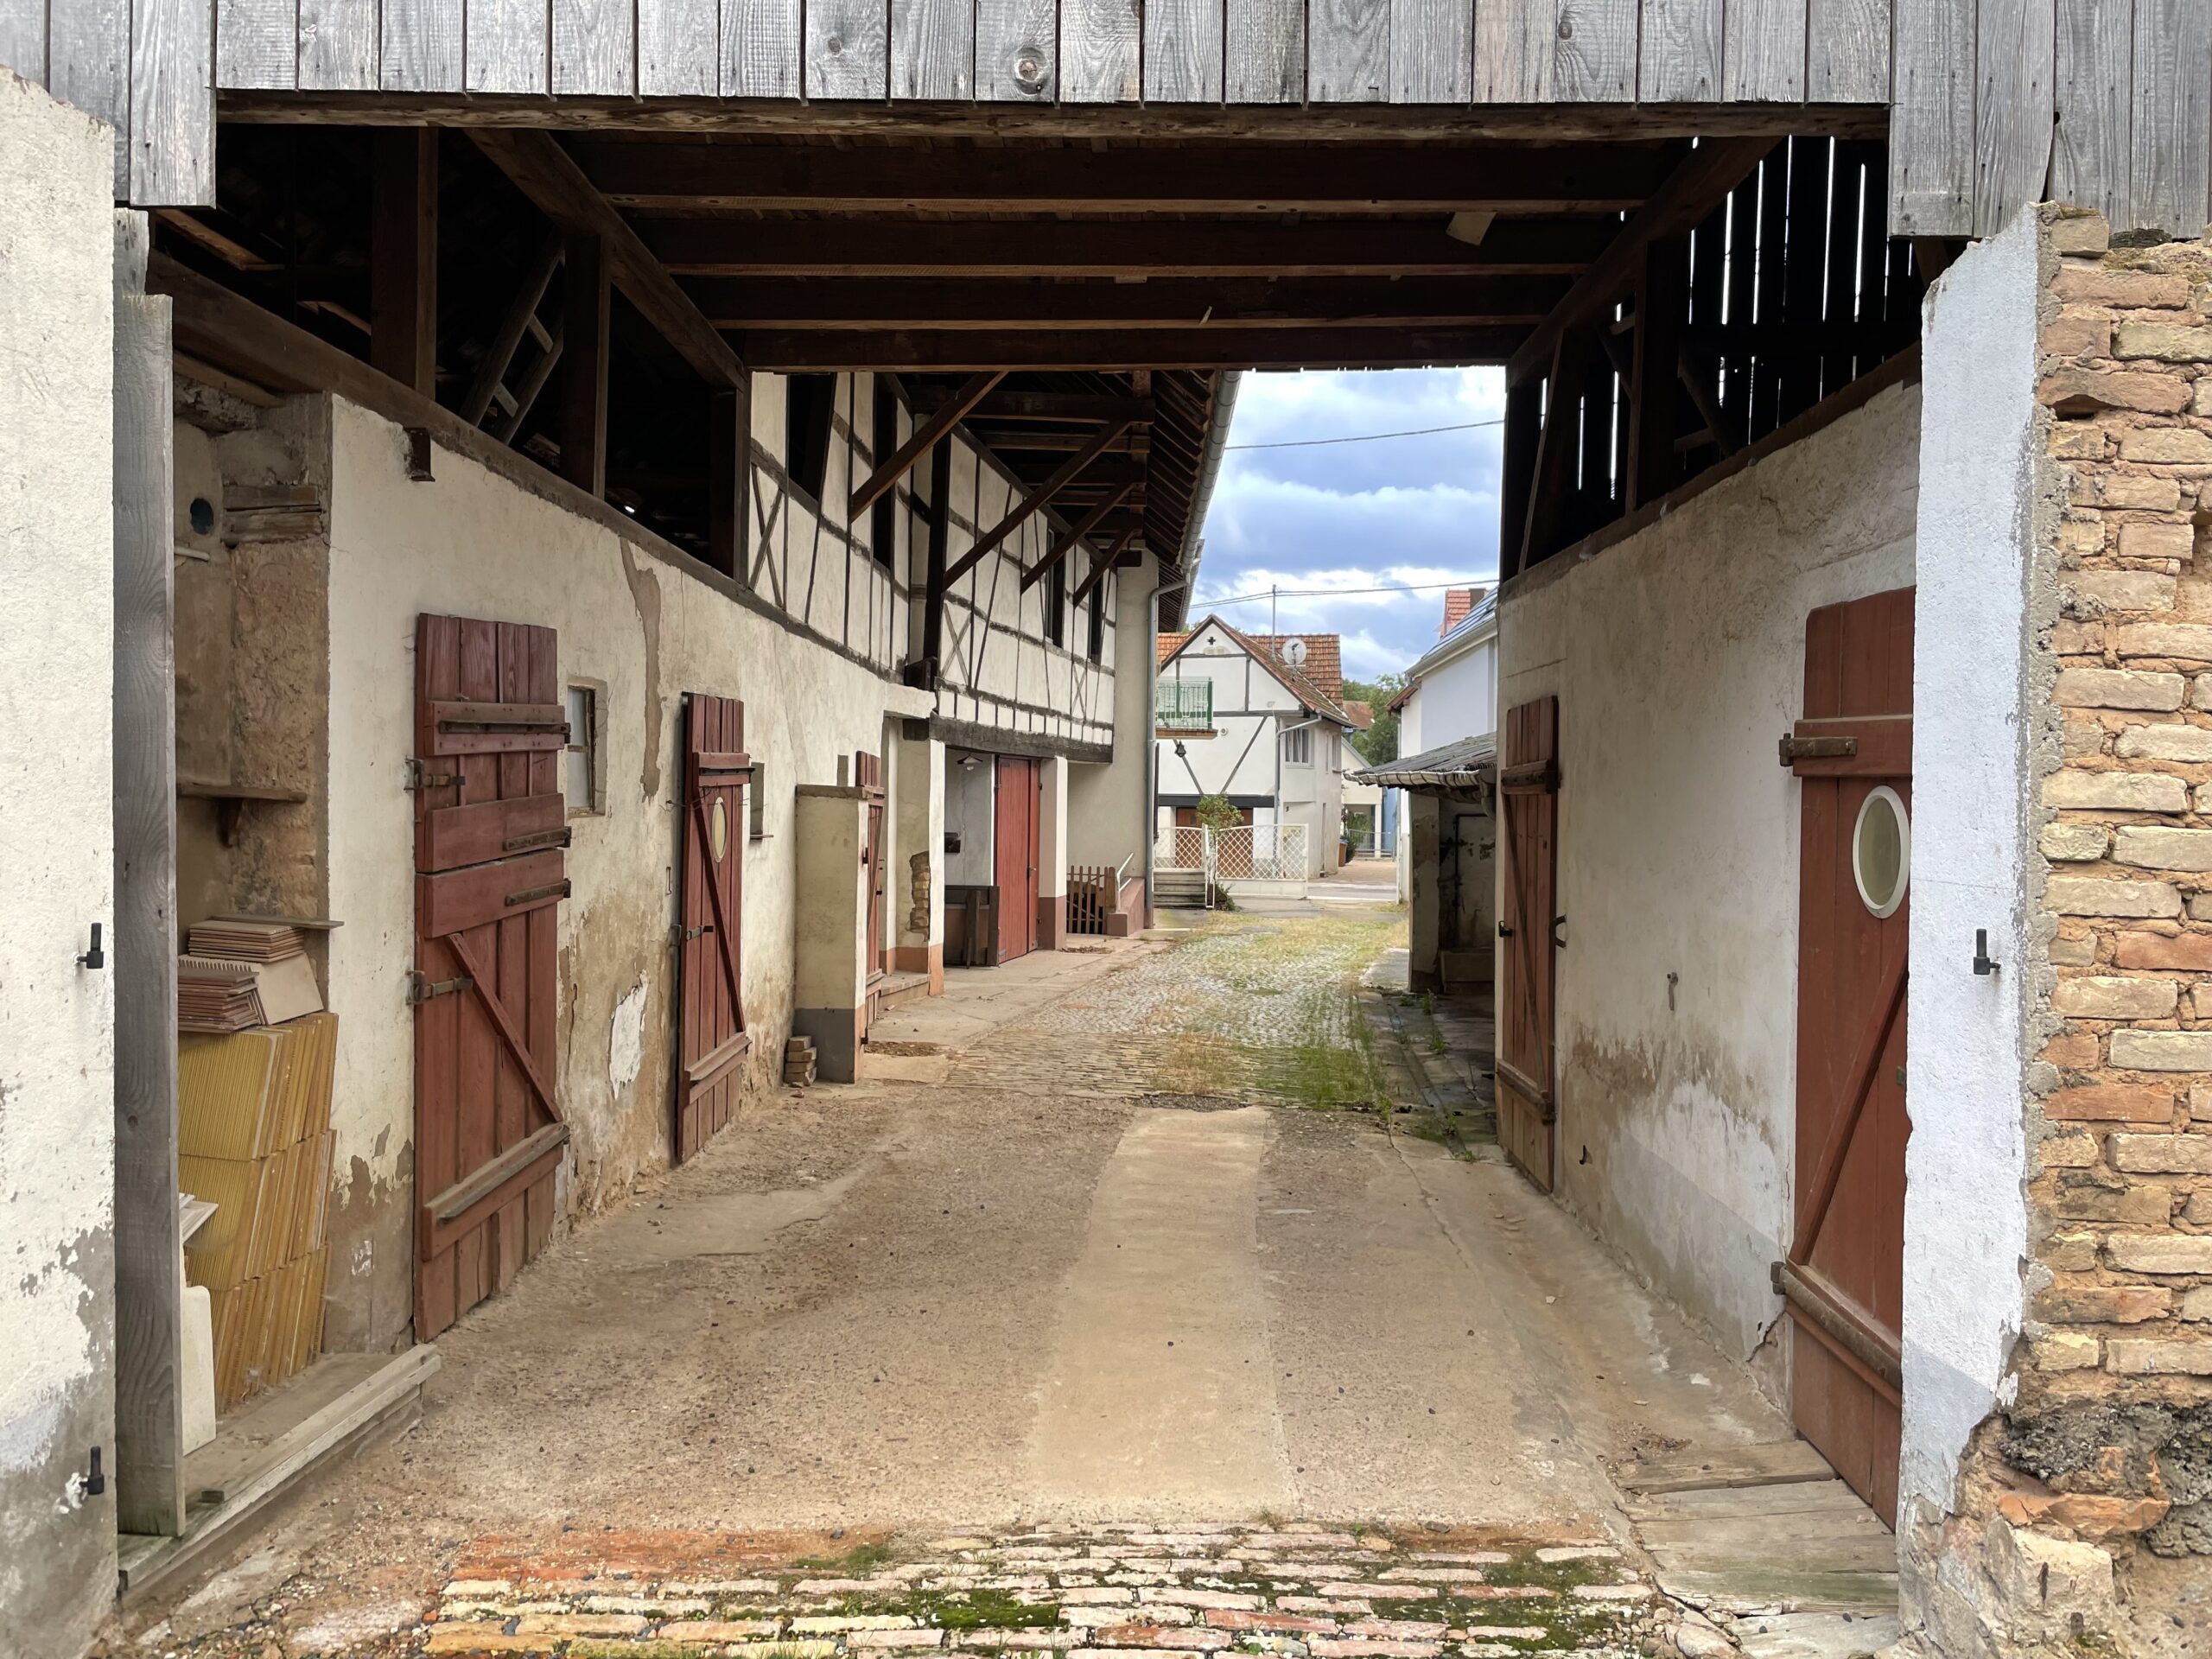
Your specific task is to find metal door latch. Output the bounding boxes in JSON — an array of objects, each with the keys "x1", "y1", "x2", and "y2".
[
  {"x1": 404, "y1": 760, "x2": 460, "y2": 792},
  {"x1": 1973, "y1": 929, "x2": 1999, "y2": 976},
  {"x1": 406, "y1": 971, "x2": 473, "y2": 1005}
]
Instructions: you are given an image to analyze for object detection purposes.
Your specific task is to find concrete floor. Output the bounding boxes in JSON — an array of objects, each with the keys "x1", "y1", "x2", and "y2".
[{"x1": 115, "y1": 914, "x2": 1847, "y2": 1656}]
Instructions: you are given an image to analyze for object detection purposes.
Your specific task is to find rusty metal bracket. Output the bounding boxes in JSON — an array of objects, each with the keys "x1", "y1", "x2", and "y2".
[
  {"x1": 1779, "y1": 733, "x2": 1856, "y2": 766},
  {"x1": 503, "y1": 827, "x2": 573, "y2": 854},
  {"x1": 407, "y1": 971, "x2": 474, "y2": 1005},
  {"x1": 505, "y1": 880, "x2": 573, "y2": 908},
  {"x1": 404, "y1": 760, "x2": 460, "y2": 792}
]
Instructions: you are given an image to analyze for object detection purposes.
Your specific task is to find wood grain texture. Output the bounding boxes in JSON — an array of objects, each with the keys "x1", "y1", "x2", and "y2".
[
  {"x1": 976, "y1": 0, "x2": 1054, "y2": 98},
  {"x1": 1389, "y1": 0, "x2": 1469, "y2": 101},
  {"x1": 1808, "y1": 0, "x2": 1889, "y2": 100},
  {"x1": 112, "y1": 251, "x2": 186, "y2": 1538},
  {"x1": 384, "y1": 0, "x2": 464, "y2": 89},
  {"x1": 892, "y1": 0, "x2": 973, "y2": 95},
  {"x1": 724, "y1": 0, "x2": 798, "y2": 92},
  {"x1": 639, "y1": 0, "x2": 718, "y2": 92},
  {"x1": 0, "y1": 0, "x2": 48, "y2": 84},
  {"x1": 2051, "y1": 0, "x2": 2130, "y2": 226},
  {"x1": 215, "y1": 0, "x2": 294, "y2": 87},
  {"x1": 808, "y1": 0, "x2": 889, "y2": 96},
  {"x1": 1475, "y1": 0, "x2": 1552, "y2": 100},
  {"x1": 1311, "y1": 0, "x2": 1390, "y2": 102},
  {"x1": 2133, "y1": 0, "x2": 2212, "y2": 236},
  {"x1": 1973, "y1": 0, "x2": 2055, "y2": 236},
  {"x1": 49, "y1": 0, "x2": 131, "y2": 192},
  {"x1": 1226, "y1": 0, "x2": 1304, "y2": 100},
  {"x1": 1553, "y1": 0, "x2": 1635, "y2": 99},
  {"x1": 555, "y1": 0, "x2": 635, "y2": 92},
  {"x1": 1643, "y1": 0, "x2": 1722, "y2": 101},
  {"x1": 1888, "y1": 0, "x2": 1974, "y2": 234},
  {"x1": 1720, "y1": 0, "x2": 1803, "y2": 101},
  {"x1": 467, "y1": 0, "x2": 550, "y2": 92},
  {"x1": 130, "y1": 0, "x2": 213, "y2": 204},
  {"x1": 1143, "y1": 0, "x2": 1223, "y2": 99},
  {"x1": 300, "y1": 0, "x2": 380, "y2": 87},
  {"x1": 1061, "y1": 0, "x2": 1139, "y2": 101}
]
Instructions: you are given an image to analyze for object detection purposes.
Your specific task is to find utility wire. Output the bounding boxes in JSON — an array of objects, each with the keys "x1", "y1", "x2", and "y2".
[{"x1": 1224, "y1": 417, "x2": 1506, "y2": 452}]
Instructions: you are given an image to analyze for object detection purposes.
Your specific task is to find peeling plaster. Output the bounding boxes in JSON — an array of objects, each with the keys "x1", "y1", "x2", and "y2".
[
  {"x1": 609, "y1": 980, "x2": 648, "y2": 1095},
  {"x1": 620, "y1": 543, "x2": 664, "y2": 803}
]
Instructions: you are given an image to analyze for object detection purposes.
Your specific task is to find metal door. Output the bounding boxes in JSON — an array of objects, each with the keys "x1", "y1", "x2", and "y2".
[
  {"x1": 412, "y1": 613, "x2": 569, "y2": 1340},
  {"x1": 1497, "y1": 696, "x2": 1560, "y2": 1192},
  {"x1": 676, "y1": 693, "x2": 749, "y2": 1164},
  {"x1": 1783, "y1": 586, "x2": 1913, "y2": 1526}
]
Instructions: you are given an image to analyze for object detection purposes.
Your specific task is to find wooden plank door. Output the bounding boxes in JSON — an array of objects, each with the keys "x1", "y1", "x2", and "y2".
[
  {"x1": 1783, "y1": 586, "x2": 1913, "y2": 1527},
  {"x1": 995, "y1": 756, "x2": 1039, "y2": 962},
  {"x1": 857, "y1": 750, "x2": 887, "y2": 982},
  {"x1": 676, "y1": 693, "x2": 751, "y2": 1165},
  {"x1": 413, "y1": 613, "x2": 569, "y2": 1341},
  {"x1": 1497, "y1": 696, "x2": 1560, "y2": 1192}
]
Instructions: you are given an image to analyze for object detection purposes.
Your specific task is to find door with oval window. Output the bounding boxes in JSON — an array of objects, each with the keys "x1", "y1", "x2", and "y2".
[
  {"x1": 1783, "y1": 587, "x2": 1913, "y2": 1525},
  {"x1": 676, "y1": 692, "x2": 750, "y2": 1163}
]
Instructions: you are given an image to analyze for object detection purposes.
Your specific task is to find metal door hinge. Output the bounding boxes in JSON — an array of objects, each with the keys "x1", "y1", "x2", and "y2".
[
  {"x1": 407, "y1": 971, "x2": 473, "y2": 1005},
  {"x1": 1779, "y1": 734, "x2": 1856, "y2": 766},
  {"x1": 404, "y1": 760, "x2": 459, "y2": 792}
]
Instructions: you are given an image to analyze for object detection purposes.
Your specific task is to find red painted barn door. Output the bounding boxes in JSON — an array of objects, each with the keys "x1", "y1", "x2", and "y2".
[
  {"x1": 1784, "y1": 587, "x2": 1913, "y2": 1526},
  {"x1": 995, "y1": 756, "x2": 1039, "y2": 962},
  {"x1": 676, "y1": 694, "x2": 751, "y2": 1164},
  {"x1": 412, "y1": 613, "x2": 569, "y2": 1341},
  {"x1": 1497, "y1": 696, "x2": 1560, "y2": 1192}
]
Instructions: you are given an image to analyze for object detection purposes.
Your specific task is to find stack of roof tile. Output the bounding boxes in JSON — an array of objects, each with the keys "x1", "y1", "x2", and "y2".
[{"x1": 177, "y1": 922, "x2": 322, "y2": 1032}]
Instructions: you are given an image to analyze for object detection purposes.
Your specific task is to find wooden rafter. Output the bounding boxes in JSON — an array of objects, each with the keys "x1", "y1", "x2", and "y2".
[
  {"x1": 1020, "y1": 485, "x2": 1131, "y2": 592},
  {"x1": 741, "y1": 328, "x2": 1523, "y2": 372},
  {"x1": 944, "y1": 420, "x2": 1131, "y2": 587},
  {"x1": 848, "y1": 370, "x2": 1001, "y2": 517}
]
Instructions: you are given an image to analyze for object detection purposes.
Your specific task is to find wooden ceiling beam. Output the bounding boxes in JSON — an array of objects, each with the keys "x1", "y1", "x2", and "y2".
[
  {"x1": 1021, "y1": 485, "x2": 1132, "y2": 591},
  {"x1": 943, "y1": 420, "x2": 1131, "y2": 586},
  {"x1": 573, "y1": 139, "x2": 1678, "y2": 215},
  {"x1": 469, "y1": 130, "x2": 745, "y2": 389},
  {"x1": 925, "y1": 391, "x2": 1154, "y2": 423},
  {"x1": 683, "y1": 275, "x2": 1564, "y2": 330},
  {"x1": 646, "y1": 217, "x2": 1614, "y2": 278},
  {"x1": 848, "y1": 369, "x2": 1002, "y2": 516},
  {"x1": 740, "y1": 327, "x2": 1524, "y2": 372}
]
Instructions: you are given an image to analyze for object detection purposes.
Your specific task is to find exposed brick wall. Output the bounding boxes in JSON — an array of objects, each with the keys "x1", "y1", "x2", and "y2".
[{"x1": 2017, "y1": 205, "x2": 2212, "y2": 1583}]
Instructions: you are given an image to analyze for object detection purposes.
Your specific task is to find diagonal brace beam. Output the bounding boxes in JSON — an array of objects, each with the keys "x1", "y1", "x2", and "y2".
[
  {"x1": 849, "y1": 371, "x2": 1002, "y2": 517},
  {"x1": 1072, "y1": 527, "x2": 1138, "y2": 606},
  {"x1": 944, "y1": 419, "x2": 1131, "y2": 586},
  {"x1": 1020, "y1": 483, "x2": 1131, "y2": 591}
]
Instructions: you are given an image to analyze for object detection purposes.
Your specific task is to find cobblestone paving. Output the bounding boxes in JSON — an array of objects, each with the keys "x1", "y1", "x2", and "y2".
[
  {"x1": 950, "y1": 915, "x2": 1404, "y2": 1109},
  {"x1": 418, "y1": 1523, "x2": 1674, "y2": 1658}
]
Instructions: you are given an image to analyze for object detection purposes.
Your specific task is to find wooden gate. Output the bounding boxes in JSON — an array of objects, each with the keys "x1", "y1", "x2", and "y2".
[
  {"x1": 1783, "y1": 587, "x2": 1913, "y2": 1526},
  {"x1": 858, "y1": 750, "x2": 887, "y2": 983},
  {"x1": 1497, "y1": 696, "x2": 1560, "y2": 1192},
  {"x1": 676, "y1": 693, "x2": 750, "y2": 1164},
  {"x1": 995, "y1": 755, "x2": 1039, "y2": 962},
  {"x1": 412, "y1": 613, "x2": 569, "y2": 1340}
]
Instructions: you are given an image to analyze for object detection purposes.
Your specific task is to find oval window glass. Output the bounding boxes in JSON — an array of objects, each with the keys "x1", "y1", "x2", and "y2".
[
  {"x1": 709, "y1": 798, "x2": 730, "y2": 865},
  {"x1": 1853, "y1": 785, "x2": 1910, "y2": 919}
]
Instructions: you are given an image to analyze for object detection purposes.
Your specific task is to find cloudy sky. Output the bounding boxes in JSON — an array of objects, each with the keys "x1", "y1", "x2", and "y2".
[{"x1": 1190, "y1": 367, "x2": 1506, "y2": 683}]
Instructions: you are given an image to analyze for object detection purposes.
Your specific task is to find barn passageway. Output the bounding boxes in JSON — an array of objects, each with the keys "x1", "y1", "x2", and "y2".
[{"x1": 113, "y1": 909, "x2": 1895, "y2": 1659}]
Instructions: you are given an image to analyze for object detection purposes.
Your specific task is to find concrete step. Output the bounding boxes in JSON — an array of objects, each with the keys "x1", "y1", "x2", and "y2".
[{"x1": 869, "y1": 969, "x2": 933, "y2": 1014}]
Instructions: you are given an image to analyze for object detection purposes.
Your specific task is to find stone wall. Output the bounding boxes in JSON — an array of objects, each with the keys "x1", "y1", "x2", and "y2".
[{"x1": 1906, "y1": 206, "x2": 2212, "y2": 1659}]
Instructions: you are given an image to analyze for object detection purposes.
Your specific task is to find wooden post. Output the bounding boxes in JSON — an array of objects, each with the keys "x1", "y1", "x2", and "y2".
[
  {"x1": 1627, "y1": 237, "x2": 1688, "y2": 512},
  {"x1": 112, "y1": 212, "x2": 186, "y2": 1537},
  {"x1": 1521, "y1": 327, "x2": 1592, "y2": 572},
  {"x1": 562, "y1": 232, "x2": 611, "y2": 498},
  {"x1": 709, "y1": 376, "x2": 752, "y2": 579},
  {"x1": 371, "y1": 130, "x2": 439, "y2": 396},
  {"x1": 1498, "y1": 378, "x2": 1541, "y2": 583}
]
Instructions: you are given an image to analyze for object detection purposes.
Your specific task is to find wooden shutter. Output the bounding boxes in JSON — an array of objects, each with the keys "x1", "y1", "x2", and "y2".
[
  {"x1": 676, "y1": 693, "x2": 750, "y2": 1163},
  {"x1": 1497, "y1": 696, "x2": 1560, "y2": 1192}
]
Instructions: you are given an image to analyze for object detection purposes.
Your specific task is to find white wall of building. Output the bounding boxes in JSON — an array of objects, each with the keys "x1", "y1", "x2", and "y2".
[
  {"x1": 0, "y1": 69, "x2": 119, "y2": 1659},
  {"x1": 1497, "y1": 379, "x2": 1922, "y2": 1372}
]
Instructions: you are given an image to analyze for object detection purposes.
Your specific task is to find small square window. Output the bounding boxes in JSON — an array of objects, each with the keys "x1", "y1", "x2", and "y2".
[{"x1": 565, "y1": 683, "x2": 603, "y2": 816}]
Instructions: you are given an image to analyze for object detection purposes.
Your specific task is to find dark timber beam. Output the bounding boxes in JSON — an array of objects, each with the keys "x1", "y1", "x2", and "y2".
[
  {"x1": 849, "y1": 370, "x2": 1001, "y2": 517},
  {"x1": 1497, "y1": 378, "x2": 1541, "y2": 583},
  {"x1": 1519, "y1": 325, "x2": 1595, "y2": 572},
  {"x1": 929, "y1": 391, "x2": 1154, "y2": 423},
  {"x1": 709, "y1": 382, "x2": 750, "y2": 577},
  {"x1": 573, "y1": 140, "x2": 1677, "y2": 215},
  {"x1": 1072, "y1": 528, "x2": 1137, "y2": 605},
  {"x1": 1507, "y1": 137, "x2": 1770, "y2": 385},
  {"x1": 914, "y1": 439, "x2": 953, "y2": 690},
  {"x1": 370, "y1": 129, "x2": 438, "y2": 395},
  {"x1": 461, "y1": 232, "x2": 563, "y2": 425},
  {"x1": 1627, "y1": 238, "x2": 1687, "y2": 512},
  {"x1": 646, "y1": 218, "x2": 1615, "y2": 279},
  {"x1": 1020, "y1": 485, "x2": 1132, "y2": 591},
  {"x1": 944, "y1": 421, "x2": 1131, "y2": 587},
  {"x1": 683, "y1": 276, "x2": 1565, "y2": 330},
  {"x1": 562, "y1": 232, "x2": 610, "y2": 496},
  {"x1": 740, "y1": 327, "x2": 1523, "y2": 372},
  {"x1": 470, "y1": 129, "x2": 745, "y2": 390}
]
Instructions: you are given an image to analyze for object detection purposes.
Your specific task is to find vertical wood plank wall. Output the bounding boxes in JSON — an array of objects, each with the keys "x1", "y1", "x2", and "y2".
[{"x1": 3, "y1": 1, "x2": 2212, "y2": 246}]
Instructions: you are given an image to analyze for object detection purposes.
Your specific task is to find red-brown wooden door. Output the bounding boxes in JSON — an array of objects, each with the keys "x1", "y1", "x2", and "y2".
[
  {"x1": 858, "y1": 750, "x2": 887, "y2": 982},
  {"x1": 1497, "y1": 696, "x2": 1560, "y2": 1192},
  {"x1": 995, "y1": 756, "x2": 1039, "y2": 962},
  {"x1": 412, "y1": 613, "x2": 569, "y2": 1341},
  {"x1": 677, "y1": 693, "x2": 750, "y2": 1164},
  {"x1": 1784, "y1": 587, "x2": 1913, "y2": 1526}
]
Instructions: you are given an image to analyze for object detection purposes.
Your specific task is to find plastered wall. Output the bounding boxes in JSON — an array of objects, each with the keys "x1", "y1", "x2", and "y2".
[
  {"x1": 1497, "y1": 378, "x2": 1922, "y2": 1372},
  {"x1": 0, "y1": 67, "x2": 118, "y2": 1659},
  {"x1": 321, "y1": 397, "x2": 931, "y2": 1352},
  {"x1": 1068, "y1": 559, "x2": 1160, "y2": 874}
]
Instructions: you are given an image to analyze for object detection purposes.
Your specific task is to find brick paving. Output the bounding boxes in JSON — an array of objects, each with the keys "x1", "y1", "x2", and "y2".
[
  {"x1": 949, "y1": 914, "x2": 1403, "y2": 1109},
  {"x1": 417, "y1": 1523, "x2": 1674, "y2": 1658}
]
